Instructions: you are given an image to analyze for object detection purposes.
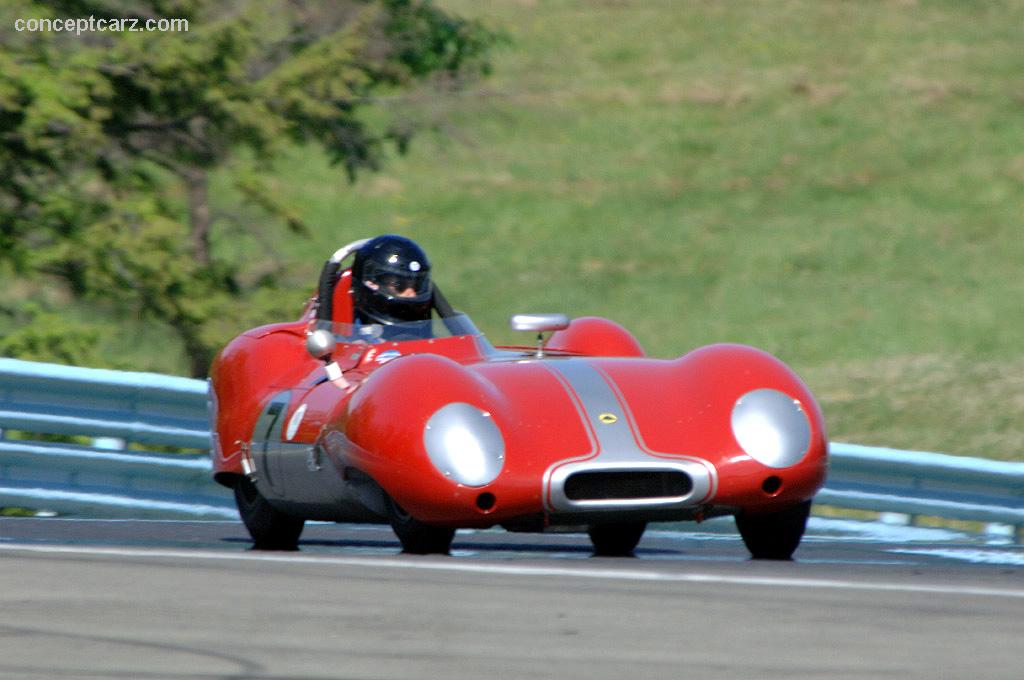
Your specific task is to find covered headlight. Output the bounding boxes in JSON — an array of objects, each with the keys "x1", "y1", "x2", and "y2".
[
  {"x1": 424, "y1": 403, "x2": 505, "y2": 486},
  {"x1": 730, "y1": 389, "x2": 811, "y2": 469}
]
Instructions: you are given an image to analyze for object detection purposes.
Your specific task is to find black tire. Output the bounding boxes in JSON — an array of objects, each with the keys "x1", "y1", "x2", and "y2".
[
  {"x1": 233, "y1": 476, "x2": 305, "y2": 551},
  {"x1": 587, "y1": 521, "x2": 647, "y2": 557},
  {"x1": 385, "y1": 496, "x2": 455, "y2": 555},
  {"x1": 735, "y1": 500, "x2": 811, "y2": 561}
]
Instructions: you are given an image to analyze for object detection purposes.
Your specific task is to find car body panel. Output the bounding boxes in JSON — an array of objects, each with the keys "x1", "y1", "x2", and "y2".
[{"x1": 210, "y1": 294, "x2": 828, "y2": 535}]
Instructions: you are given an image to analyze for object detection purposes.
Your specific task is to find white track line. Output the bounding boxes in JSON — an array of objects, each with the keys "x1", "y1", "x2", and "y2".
[{"x1": 1, "y1": 542, "x2": 1021, "y2": 600}]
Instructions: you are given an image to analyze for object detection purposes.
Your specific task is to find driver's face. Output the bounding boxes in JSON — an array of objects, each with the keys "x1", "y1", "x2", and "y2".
[
  {"x1": 392, "y1": 285, "x2": 418, "y2": 298},
  {"x1": 368, "y1": 275, "x2": 419, "y2": 298}
]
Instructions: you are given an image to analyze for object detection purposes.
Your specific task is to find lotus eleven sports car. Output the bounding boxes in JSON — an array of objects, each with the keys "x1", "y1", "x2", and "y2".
[{"x1": 209, "y1": 239, "x2": 828, "y2": 558}]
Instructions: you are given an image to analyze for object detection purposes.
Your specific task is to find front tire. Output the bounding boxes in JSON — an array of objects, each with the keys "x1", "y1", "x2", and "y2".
[
  {"x1": 233, "y1": 476, "x2": 305, "y2": 551},
  {"x1": 735, "y1": 500, "x2": 811, "y2": 560},
  {"x1": 588, "y1": 521, "x2": 646, "y2": 557},
  {"x1": 386, "y1": 496, "x2": 455, "y2": 555}
]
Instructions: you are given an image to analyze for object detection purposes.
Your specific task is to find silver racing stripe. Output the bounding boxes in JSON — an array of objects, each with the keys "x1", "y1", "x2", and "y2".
[
  {"x1": 542, "y1": 359, "x2": 714, "y2": 513},
  {"x1": 545, "y1": 360, "x2": 634, "y2": 459}
]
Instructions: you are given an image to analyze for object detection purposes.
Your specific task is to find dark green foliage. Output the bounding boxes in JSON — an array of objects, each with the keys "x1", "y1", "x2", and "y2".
[
  {"x1": 0, "y1": 304, "x2": 105, "y2": 367},
  {"x1": 0, "y1": 0, "x2": 497, "y2": 376}
]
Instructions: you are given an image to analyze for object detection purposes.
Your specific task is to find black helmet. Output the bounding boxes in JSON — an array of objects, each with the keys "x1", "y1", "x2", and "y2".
[{"x1": 351, "y1": 234, "x2": 433, "y2": 324}]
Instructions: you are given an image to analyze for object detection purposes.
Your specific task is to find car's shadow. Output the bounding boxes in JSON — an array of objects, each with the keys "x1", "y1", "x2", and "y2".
[{"x1": 222, "y1": 535, "x2": 682, "y2": 558}]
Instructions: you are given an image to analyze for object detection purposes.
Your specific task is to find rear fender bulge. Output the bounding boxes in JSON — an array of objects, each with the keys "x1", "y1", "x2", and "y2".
[
  {"x1": 545, "y1": 316, "x2": 645, "y2": 357},
  {"x1": 209, "y1": 324, "x2": 321, "y2": 480}
]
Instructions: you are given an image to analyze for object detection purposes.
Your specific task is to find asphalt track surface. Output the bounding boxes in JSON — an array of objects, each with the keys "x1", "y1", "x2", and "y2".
[{"x1": 0, "y1": 517, "x2": 1021, "y2": 680}]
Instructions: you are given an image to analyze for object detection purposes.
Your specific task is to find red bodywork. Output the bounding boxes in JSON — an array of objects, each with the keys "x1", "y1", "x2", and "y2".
[{"x1": 210, "y1": 270, "x2": 828, "y2": 537}]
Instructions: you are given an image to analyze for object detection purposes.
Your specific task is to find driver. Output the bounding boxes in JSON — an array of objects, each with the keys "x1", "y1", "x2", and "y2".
[{"x1": 350, "y1": 234, "x2": 434, "y2": 338}]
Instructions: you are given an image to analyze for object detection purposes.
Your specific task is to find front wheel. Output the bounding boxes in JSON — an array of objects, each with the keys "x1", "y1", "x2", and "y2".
[
  {"x1": 587, "y1": 521, "x2": 647, "y2": 557},
  {"x1": 385, "y1": 496, "x2": 455, "y2": 555},
  {"x1": 735, "y1": 500, "x2": 811, "y2": 560},
  {"x1": 233, "y1": 476, "x2": 305, "y2": 551}
]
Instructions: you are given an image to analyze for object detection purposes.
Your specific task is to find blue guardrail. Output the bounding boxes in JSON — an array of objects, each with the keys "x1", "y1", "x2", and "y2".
[{"x1": 1, "y1": 358, "x2": 1021, "y2": 537}]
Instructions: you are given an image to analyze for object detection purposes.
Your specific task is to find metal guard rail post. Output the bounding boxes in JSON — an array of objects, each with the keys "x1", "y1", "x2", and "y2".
[{"x1": 0, "y1": 358, "x2": 1022, "y2": 536}]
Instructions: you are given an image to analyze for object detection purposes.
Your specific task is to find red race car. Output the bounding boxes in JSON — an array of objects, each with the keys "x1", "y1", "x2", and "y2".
[{"x1": 209, "y1": 237, "x2": 828, "y2": 558}]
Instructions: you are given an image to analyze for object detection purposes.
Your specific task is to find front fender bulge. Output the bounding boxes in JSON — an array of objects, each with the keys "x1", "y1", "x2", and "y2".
[
  {"x1": 600, "y1": 344, "x2": 828, "y2": 508},
  {"x1": 341, "y1": 355, "x2": 599, "y2": 524},
  {"x1": 345, "y1": 353, "x2": 503, "y2": 460},
  {"x1": 341, "y1": 354, "x2": 508, "y2": 521}
]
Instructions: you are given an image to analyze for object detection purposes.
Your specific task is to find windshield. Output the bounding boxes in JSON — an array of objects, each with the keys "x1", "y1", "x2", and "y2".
[{"x1": 313, "y1": 313, "x2": 484, "y2": 344}]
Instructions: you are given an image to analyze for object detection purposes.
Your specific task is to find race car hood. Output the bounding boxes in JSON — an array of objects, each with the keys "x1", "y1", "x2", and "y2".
[
  {"x1": 471, "y1": 348, "x2": 826, "y2": 513},
  {"x1": 470, "y1": 357, "x2": 724, "y2": 513},
  {"x1": 343, "y1": 345, "x2": 826, "y2": 522},
  {"x1": 471, "y1": 350, "x2": 819, "y2": 466}
]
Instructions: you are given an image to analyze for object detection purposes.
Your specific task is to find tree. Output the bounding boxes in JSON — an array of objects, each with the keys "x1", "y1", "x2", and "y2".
[{"x1": 0, "y1": 0, "x2": 498, "y2": 376}]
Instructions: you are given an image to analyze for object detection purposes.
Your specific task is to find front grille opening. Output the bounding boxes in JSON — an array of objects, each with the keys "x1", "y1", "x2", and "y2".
[{"x1": 564, "y1": 470, "x2": 692, "y2": 501}]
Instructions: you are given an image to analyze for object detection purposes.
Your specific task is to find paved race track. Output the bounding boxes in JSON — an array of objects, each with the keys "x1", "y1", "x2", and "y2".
[{"x1": 0, "y1": 517, "x2": 1021, "y2": 680}]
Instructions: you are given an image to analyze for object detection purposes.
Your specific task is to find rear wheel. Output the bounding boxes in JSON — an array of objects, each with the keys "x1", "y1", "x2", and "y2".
[
  {"x1": 385, "y1": 496, "x2": 455, "y2": 555},
  {"x1": 735, "y1": 500, "x2": 811, "y2": 560},
  {"x1": 587, "y1": 521, "x2": 647, "y2": 556},
  {"x1": 233, "y1": 476, "x2": 305, "y2": 551}
]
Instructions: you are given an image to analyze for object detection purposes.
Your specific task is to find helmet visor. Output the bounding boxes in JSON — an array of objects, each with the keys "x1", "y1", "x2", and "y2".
[
  {"x1": 363, "y1": 261, "x2": 431, "y2": 300},
  {"x1": 377, "y1": 273, "x2": 428, "y2": 298}
]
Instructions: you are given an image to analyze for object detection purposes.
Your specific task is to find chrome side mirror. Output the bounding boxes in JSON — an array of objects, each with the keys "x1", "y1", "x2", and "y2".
[
  {"x1": 510, "y1": 313, "x2": 570, "y2": 358},
  {"x1": 306, "y1": 329, "x2": 347, "y2": 385},
  {"x1": 510, "y1": 313, "x2": 570, "y2": 334},
  {"x1": 305, "y1": 329, "x2": 336, "y2": 362}
]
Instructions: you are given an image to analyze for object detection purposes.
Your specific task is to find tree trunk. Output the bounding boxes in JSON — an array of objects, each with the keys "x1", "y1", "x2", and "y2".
[
  {"x1": 181, "y1": 166, "x2": 215, "y2": 376},
  {"x1": 187, "y1": 339, "x2": 214, "y2": 379},
  {"x1": 175, "y1": 316, "x2": 215, "y2": 378},
  {"x1": 183, "y1": 167, "x2": 212, "y2": 267}
]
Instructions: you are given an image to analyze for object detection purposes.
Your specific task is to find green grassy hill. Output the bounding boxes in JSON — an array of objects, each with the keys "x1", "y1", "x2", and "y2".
[{"x1": 213, "y1": 0, "x2": 1024, "y2": 460}]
